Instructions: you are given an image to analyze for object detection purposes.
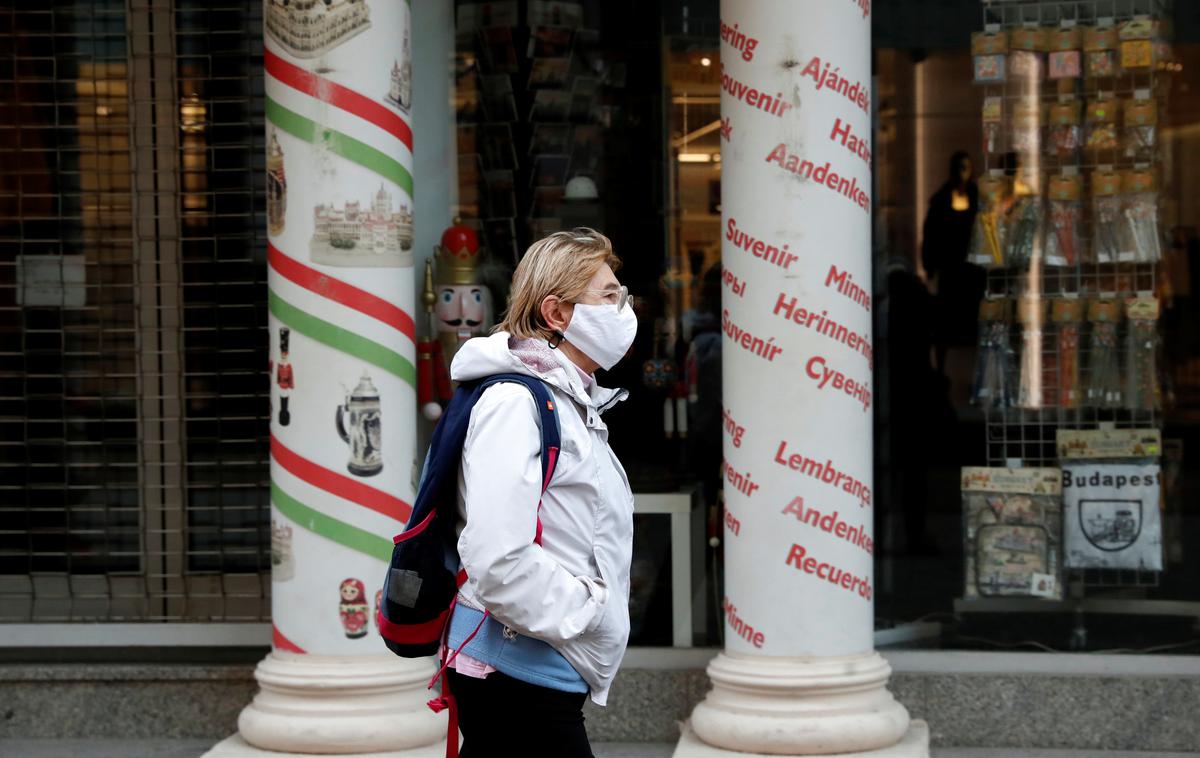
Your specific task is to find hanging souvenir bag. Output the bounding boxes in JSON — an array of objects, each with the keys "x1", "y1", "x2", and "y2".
[
  {"x1": 1118, "y1": 17, "x2": 1159, "y2": 71},
  {"x1": 1124, "y1": 296, "x2": 1161, "y2": 411},
  {"x1": 1121, "y1": 169, "x2": 1162, "y2": 264},
  {"x1": 1123, "y1": 96, "x2": 1158, "y2": 162},
  {"x1": 971, "y1": 298, "x2": 1017, "y2": 410},
  {"x1": 1047, "y1": 99, "x2": 1082, "y2": 163},
  {"x1": 982, "y1": 96, "x2": 1004, "y2": 155},
  {"x1": 1091, "y1": 169, "x2": 1125, "y2": 264},
  {"x1": 961, "y1": 467, "x2": 1064, "y2": 600},
  {"x1": 1005, "y1": 172, "x2": 1044, "y2": 269},
  {"x1": 972, "y1": 29, "x2": 1008, "y2": 84},
  {"x1": 1045, "y1": 173, "x2": 1083, "y2": 267},
  {"x1": 1048, "y1": 25, "x2": 1082, "y2": 81},
  {"x1": 1059, "y1": 429, "x2": 1163, "y2": 572},
  {"x1": 1083, "y1": 24, "x2": 1119, "y2": 80},
  {"x1": 1084, "y1": 298, "x2": 1123, "y2": 408},
  {"x1": 968, "y1": 174, "x2": 1010, "y2": 268},
  {"x1": 1051, "y1": 298, "x2": 1084, "y2": 409},
  {"x1": 1085, "y1": 97, "x2": 1120, "y2": 155}
]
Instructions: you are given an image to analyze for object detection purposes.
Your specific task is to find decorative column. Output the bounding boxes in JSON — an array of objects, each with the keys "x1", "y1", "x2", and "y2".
[
  {"x1": 207, "y1": 1, "x2": 442, "y2": 755},
  {"x1": 675, "y1": 1, "x2": 927, "y2": 756}
]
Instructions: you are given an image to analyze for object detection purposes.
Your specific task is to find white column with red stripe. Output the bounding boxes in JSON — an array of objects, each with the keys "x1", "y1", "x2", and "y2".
[
  {"x1": 675, "y1": 1, "x2": 927, "y2": 755},
  {"x1": 207, "y1": 2, "x2": 444, "y2": 756}
]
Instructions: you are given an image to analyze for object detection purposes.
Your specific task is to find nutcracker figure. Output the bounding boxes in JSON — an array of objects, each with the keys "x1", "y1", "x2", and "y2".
[
  {"x1": 417, "y1": 221, "x2": 492, "y2": 420},
  {"x1": 338, "y1": 578, "x2": 370, "y2": 639},
  {"x1": 434, "y1": 221, "x2": 492, "y2": 362},
  {"x1": 276, "y1": 327, "x2": 294, "y2": 426}
]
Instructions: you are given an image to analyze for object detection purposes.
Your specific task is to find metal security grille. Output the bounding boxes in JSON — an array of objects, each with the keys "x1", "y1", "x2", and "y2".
[{"x1": 0, "y1": 1, "x2": 269, "y2": 623}]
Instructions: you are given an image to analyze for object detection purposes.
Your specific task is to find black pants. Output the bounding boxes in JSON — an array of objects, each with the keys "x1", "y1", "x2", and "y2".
[{"x1": 447, "y1": 668, "x2": 593, "y2": 758}]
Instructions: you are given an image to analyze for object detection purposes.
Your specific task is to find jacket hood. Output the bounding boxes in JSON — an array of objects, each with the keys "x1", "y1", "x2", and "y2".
[{"x1": 450, "y1": 331, "x2": 628, "y2": 412}]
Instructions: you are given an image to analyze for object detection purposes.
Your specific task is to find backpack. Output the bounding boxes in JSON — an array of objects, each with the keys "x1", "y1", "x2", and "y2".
[{"x1": 376, "y1": 373, "x2": 561, "y2": 657}]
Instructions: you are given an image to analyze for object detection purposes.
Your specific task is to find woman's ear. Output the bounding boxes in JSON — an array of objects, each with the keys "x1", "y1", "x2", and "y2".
[{"x1": 539, "y1": 294, "x2": 572, "y2": 334}]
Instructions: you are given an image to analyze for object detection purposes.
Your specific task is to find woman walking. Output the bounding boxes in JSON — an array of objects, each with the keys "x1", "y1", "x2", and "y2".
[{"x1": 444, "y1": 229, "x2": 637, "y2": 757}]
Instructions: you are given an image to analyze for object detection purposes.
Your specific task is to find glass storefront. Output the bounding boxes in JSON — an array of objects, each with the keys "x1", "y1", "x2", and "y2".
[{"x1": 3, "y1": 0, "x2": 1200, "y2": 657}]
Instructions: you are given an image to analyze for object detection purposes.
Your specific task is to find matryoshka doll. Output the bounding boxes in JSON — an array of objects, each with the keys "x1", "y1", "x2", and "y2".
[{"x1": 338, "y1": 578, "x2": 370, "y2": 639}]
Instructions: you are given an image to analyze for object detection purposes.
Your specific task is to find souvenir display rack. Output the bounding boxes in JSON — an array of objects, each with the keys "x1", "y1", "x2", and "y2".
[
  {"x1": 451, "y1": 1, "x2": 618, "y2": 271},
  {"x1": 967, "y1": 0, "x2": 1175, "y2": 605}
]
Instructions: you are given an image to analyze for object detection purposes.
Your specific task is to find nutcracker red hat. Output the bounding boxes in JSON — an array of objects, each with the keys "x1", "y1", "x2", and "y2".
[{"x1": 436, "y1": 219, "x2": 482, "y2": 285}]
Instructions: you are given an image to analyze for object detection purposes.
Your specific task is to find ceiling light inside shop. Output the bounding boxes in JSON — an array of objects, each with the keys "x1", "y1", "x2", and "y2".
[
  {"x1": 678, "y1": 153, "x2": 714, "y2": 163},
  {"x1": 700, "y1": 57, "x2": 711, "y2": 67}
]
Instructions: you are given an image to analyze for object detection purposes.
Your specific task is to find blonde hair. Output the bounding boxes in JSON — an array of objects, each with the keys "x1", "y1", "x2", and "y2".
[{"x1": 496, "y1": 228, "x2": 621, "y2": 340}]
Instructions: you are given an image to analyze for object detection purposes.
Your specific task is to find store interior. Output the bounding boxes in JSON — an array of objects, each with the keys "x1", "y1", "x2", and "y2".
[{"x1": 447, "y1": 0, "x2": 1200, "y2": 653}]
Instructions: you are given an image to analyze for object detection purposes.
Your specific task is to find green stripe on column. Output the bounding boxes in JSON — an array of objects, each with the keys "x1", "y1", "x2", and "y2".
[
  {"x1": 272, "y1": 482, "x2": 393, "y2": 562},
  {"x1": 269, "y1": 290, "x2": 416, "y2": 388},
  {"x1": 266, "y1": 96, "x2": 414, "y2": 196}
]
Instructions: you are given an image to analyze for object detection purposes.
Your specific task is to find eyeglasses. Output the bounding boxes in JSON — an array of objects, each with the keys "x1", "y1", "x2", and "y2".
[{"x1": 578, "y1": 285, "x2": 633, "y2": 311}]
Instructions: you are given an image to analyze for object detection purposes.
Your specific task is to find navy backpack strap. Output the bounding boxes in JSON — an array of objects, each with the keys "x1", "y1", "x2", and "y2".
[{"x1": 476, "y1": 373, "x2": 561, "y2": 491}]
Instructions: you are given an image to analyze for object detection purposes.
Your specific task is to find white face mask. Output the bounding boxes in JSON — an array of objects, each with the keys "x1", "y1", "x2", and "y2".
[{"x1": 562, "y1": 302, "x2": 638, "y2": 371}]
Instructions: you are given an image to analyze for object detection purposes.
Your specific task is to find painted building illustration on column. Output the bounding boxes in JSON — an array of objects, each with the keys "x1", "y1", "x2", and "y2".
[
  {"x1": 271, "y1": 519, "x2": 295, "y2": 583},
  {"x1": 387, "y1": 28, "x2": 413, "y2": 114},
  {"x1": 265, "y1": 0, "x2": 372, "y2": 60},
  {"x1": 267, "y1": 129, "x2": 287, "y2": 235},
  {"x1": 310, "y1": 184, "x2": 414, "y2": 267},
  {"x1": 263, "y1": 0, "x2": 416, "y2": 655}
]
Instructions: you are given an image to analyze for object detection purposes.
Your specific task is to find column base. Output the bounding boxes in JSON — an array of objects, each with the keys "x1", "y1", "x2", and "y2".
[
  {"x1": 674, "y1": 720, "x2": 929, "y2": 757},
  {"x1": 204, "y1": 735, "x2": 446, "y2": 758},
  {"x1": 203, "y1": 652, "x2": 446, "y2": 756},
  {"x1": 683, "y1": 651, "x2": 915, "y2": 755}
]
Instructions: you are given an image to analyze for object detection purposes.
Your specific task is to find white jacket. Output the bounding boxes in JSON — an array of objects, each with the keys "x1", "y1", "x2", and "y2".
[{"x1": 450, "y1": 332, "x2": 634, "y2": 706}]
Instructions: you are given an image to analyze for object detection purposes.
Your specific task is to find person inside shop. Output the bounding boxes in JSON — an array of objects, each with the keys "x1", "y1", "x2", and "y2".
[
  {"x1": 883, "y1": 255, "x2": 950, "y2": 555},
  {"x1": 444, "y1": 228, "x2": 637, "y2": 757},
  {"x1": 920, "y1": 150, "x2": 984, "y2": 380}
]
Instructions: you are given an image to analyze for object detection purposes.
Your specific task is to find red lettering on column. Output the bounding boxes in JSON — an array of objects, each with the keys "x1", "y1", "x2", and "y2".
[
  {"x1": 721, "y1": 64, "x2": 794, "y2": 118},
  {"x1": 722, "y1": 407, "x2": 746, "y2": 447},
  {"x1": 721, "y1": 458, "x2": 760, "y2": 498},
  {"x1": 824, "y1": 265, "x2": 872, "y2": 312},
  {"x1": 722, "y1": 268, "x2": 747, "y2": 298},
  {"x1": 829, "y1": 118, "x2": 871, "y2": 166},
  {"x1": 798, "y1": 56, "x2": 870, "y2": 114},
  {"x1": 725, "y1": 509, "x2": 741, "y2": 536},
  {"x1": 722, "y1": 310, "x2": 784, "y2": 362},
  {"x1": 774, "y1": 440, "x2": 872, "y2": 507},
  {"x1": 785, "y1": 543, "x2": 873, "y2": 601},
  {"x1": 772, "y1": 292, "x2": 873, "y2": 368},
  {"x1": 764, "y1": 145, "x2": 870, "y2": 214},
  {"x1": 724, "y1": 597, "x2": 766, "y2": 648},
  {"x1": 719, "y1": 20, "x2": 759, "y2": 62},
  {"x1": 725, "y1": 218, "x2": 799, "y2": 271},
  {"x1": 804, "y1": 355, "x2": 872, "y2": 412},
  {"x1": 780, "y1": 497, "x2": 874, "y2": 554}
]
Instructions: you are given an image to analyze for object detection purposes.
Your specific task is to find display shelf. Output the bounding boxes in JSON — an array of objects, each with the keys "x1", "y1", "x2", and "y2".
[{"x1": 969, "y1": 0, "x2": 1173, "y2": 607}]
